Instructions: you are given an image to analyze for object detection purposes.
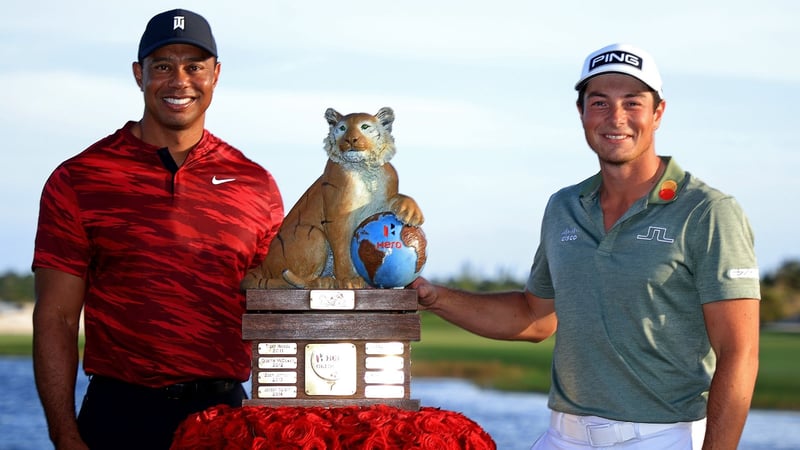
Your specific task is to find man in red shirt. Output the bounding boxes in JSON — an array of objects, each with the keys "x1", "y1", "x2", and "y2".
[{"x1": 32, "y1": 9, "x2": 284, "y2": 449}]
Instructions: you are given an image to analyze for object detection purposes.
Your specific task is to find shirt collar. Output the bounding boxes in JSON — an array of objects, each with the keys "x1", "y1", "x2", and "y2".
[
  {"x1": 648, "y1": 156, "x2": 685, "y2": 204},
  {"x1": 122, "y1": 120, "x2": 212, "y2": 155},
  {"x1": 579, "y1": 156, "x2": 686, "y2": 204}
]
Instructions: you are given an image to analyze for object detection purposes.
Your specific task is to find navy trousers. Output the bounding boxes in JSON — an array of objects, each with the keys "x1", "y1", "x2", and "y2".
[{"x1": 77, "y1": 375, "x2": 246, "y2": 450}]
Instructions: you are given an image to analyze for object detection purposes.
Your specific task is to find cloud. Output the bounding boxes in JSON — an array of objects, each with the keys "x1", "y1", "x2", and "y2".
[{"x1": 1, "y1": 0, "x2": 798, "y2": 276}]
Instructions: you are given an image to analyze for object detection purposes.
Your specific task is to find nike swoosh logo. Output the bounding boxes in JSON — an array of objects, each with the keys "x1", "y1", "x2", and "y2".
[{"x1": 212, "y1": 176, "x2": 236, "y2": 185}]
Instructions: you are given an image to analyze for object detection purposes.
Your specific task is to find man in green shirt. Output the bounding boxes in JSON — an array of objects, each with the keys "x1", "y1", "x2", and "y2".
[{"x1": 411, "y1": 43, "x2": 760, "y2": 449}]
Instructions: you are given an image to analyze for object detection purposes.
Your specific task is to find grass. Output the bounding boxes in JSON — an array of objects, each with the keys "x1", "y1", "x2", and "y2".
[
  {"x1": 411, "y1": 312, "x2": 554, "y2": 393},
  {"x1": 0, "y1": 334, "x2": 34, "y2": 356},
  {"x1": 2, "y1": 313, "x2": 797, "y2": 410},
  {"x1": 0, "y1": 334, "x2": 85, "y2": 357},
  {"x1": 411, "y1": 312, "x2": 800, "y2": 411},
  {"x1": 752, "y1": 331, "x2": 800, "y2": 410}
]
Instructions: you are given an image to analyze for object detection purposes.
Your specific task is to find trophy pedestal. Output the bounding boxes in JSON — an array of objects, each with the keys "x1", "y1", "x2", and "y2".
[{"x1": 242, "y1": 289, "x2": 420, "y2": 410}]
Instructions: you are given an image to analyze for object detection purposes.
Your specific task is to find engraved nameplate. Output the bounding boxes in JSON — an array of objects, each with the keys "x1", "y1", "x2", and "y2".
[
  {"x1": 365, "y1": 385, "x2": 405, "y2": 398},
  {"x1": 365, "y1": 356, "x2": 404, "y2": 370},
  {"x1": 364, "y1": 370, "x2": 405, "y2": 385},
  {"x1": 305, "y1": 343, "x2": 357, "y2": 396},
  {"x1": 258, "y1": 371, "x2": 298, "y2": 384},
  {"x1": 258, "y1": 343, "x2": 297, "y2": 355},
  {"x1": 258, "y1": 385, "x2": 298, "y2": 398},
  {"x1": 309, "y1": 290, "x2": 355, "y2": 310},
  {"x1": 258, "y1": 357, "x2": 298, "y2": 369},
  {"x1": 365, "y1": 342, "x2": 405, "y2": 355}
]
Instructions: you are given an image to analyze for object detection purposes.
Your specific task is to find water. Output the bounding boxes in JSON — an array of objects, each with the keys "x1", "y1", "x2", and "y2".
[
  {"x1": 2, "y1": 356, "x2": 799, "y2": 449},
  {"x1": 414, "y1": 379, "x2": 800, "y2": 450}
]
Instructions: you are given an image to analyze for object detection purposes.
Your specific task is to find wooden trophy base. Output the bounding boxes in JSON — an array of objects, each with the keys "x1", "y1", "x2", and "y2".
[{"x1": 242, "y1": 289, "x2": 420, "y2": 410}]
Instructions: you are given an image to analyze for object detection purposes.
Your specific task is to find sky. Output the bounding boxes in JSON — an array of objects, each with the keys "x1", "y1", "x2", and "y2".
[{"x1": 1, "y1": 0, "x2": 798, "y2": 281}]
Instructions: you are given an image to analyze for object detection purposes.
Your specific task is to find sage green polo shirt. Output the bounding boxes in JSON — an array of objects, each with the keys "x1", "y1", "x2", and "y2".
[{"x1": 526, "y1": 156, "x2": 760, "y2": 423}]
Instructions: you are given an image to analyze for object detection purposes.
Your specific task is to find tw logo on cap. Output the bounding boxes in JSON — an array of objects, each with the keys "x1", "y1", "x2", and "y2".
[
  {"x1": 173, "y1": 16, "x2": 185, "y2": 30},
  {"x1": 590, "y1": 51, "x2": 642, "y2": 72}
]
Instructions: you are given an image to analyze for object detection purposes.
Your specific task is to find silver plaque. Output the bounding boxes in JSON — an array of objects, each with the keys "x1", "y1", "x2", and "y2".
[
  {"x1": 258, "y1": 342, "x2": 298, "y2": 355},
  {"x1": 365, "y1": 342, "x2": 405, "y2": 355},
  {"x1": 309, "y1": 290, "x2": 355, "y2": 310},
  {"x1": 258, "y1": 385, "x2": 298, "y2": 398},
  {"x1": 258, "y1": 356, "x2": 298, "y2": 369},
  {"x1": 304, "y1": 343, "x2": 357, "y2": 395},
  {"x1": 365, "y1": 356, "x2": 404, "y2": 370},
  {"x1": 365, "y1": 385, "x2": 405, "y2": 398},
  {"x1": 257, "y1": 371, "x2": 298, "y2": 384},
  {"x1": 364, "y1": 370, "x2": 405, "y2": 385}
]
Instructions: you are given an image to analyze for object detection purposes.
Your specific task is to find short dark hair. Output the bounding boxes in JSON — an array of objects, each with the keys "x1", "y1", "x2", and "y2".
[{"x1": 576, "y1": 86, "x2": 663, "y2": 113}]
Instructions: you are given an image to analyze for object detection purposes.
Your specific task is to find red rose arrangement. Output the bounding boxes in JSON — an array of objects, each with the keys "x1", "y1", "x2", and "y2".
[{"x1": 170, "y1": 404, "x2": 496, "y2": 449}]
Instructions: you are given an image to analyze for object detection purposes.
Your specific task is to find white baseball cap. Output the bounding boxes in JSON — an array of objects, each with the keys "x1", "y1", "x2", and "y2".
[{"x1": 574, "y1": 43, "x2": 664, "y2": 98}]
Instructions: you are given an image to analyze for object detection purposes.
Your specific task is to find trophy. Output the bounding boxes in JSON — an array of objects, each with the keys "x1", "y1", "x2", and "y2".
[{"x1": 242, "y1": 107, "x2": 426, "y2": 410}]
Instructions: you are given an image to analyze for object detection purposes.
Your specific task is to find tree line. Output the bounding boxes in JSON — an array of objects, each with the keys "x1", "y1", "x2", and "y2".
[{"x1": 2, "y1": 260, "x2": 799, "y2": 323}]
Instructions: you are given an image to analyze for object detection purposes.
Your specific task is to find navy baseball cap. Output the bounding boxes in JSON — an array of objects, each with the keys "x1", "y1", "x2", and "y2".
[{"x1": 137, "y1": 9, "x2": 217, "y2": 61}]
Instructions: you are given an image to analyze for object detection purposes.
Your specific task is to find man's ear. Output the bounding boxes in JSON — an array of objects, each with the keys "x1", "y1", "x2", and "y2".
[
  {"x1": 212, "y1": 61, "x2": 221, "y2": 89},
  {"x1": 653, "y1": 99, "x2": 666, "y2": 130},
  {"x1": 132, "y1": 61, "x2": 144, "y2": 91}
]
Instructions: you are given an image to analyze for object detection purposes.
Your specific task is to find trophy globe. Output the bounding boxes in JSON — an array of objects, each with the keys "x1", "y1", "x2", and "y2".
[{"x1": 351, "y1": 212, "x2": 427, "y2": 288}]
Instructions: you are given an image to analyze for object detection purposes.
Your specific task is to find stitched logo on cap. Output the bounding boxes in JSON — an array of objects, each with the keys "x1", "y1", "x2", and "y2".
[
  {"x1": 173, "y1": 16, "x2": 185, "y2": 30},
  {"x1": 590, "y1": 51, "x2": 642, "y2": 71}
]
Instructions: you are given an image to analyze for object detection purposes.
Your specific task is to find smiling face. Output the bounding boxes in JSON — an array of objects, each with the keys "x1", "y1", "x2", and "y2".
[
  {"x1": 578, "y1": 73, "x2": 665, "y2": 167},
  {"x1": 133, "y1": 43, "x2": 220, "y2": 134}
]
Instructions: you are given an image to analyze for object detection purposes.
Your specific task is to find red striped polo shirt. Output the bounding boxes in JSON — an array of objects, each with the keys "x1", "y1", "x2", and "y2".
[{"x1": 33, "y1": 121, "x2": 283, "y2": 387}]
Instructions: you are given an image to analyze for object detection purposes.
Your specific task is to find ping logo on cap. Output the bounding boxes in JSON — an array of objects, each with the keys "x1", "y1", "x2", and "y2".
[
  {"x1": 173, "y1": 16, "x2": 185, "y2": 30},
  {"x1": 590, "y1": 51, "x2": 642, "y2": 71}
]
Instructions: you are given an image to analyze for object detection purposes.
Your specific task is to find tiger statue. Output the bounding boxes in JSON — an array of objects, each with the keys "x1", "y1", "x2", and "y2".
[{"x1": 241, "y1": 107, "x2": 424, "y2": 289}]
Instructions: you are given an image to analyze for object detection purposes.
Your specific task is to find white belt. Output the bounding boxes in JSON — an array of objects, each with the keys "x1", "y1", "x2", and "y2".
[{"x1": 550, "y1": 411, "x2": 683, "y2": 447}]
